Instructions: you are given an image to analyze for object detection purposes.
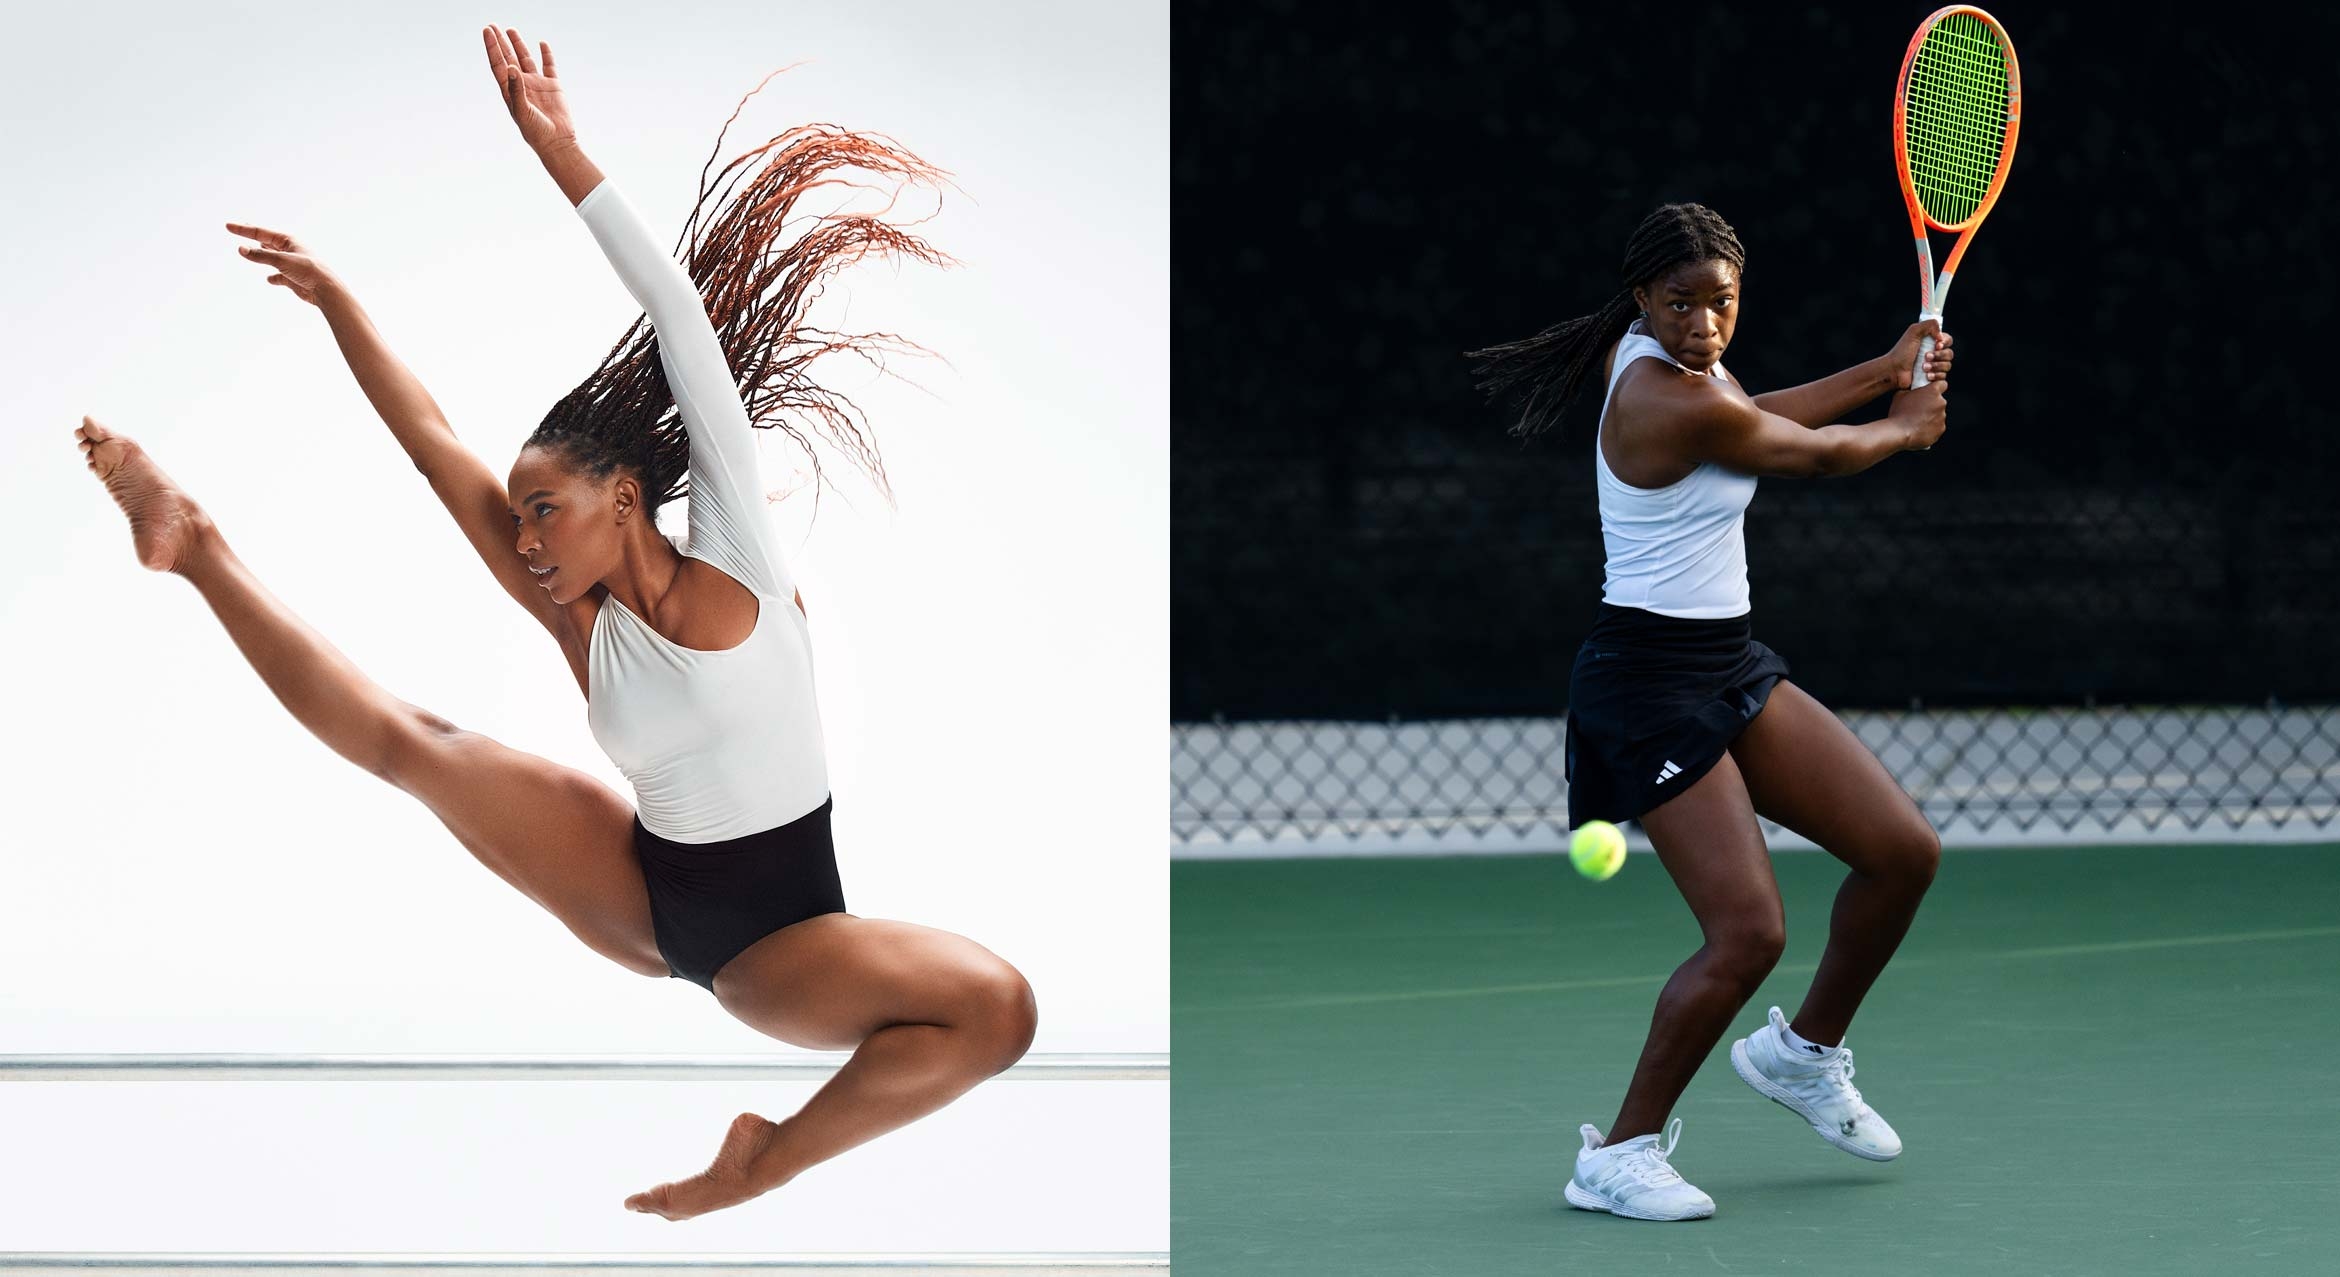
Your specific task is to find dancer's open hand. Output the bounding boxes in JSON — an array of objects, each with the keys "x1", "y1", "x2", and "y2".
[
  {"x1": 226, "y1": 224, "x2": 339, "y2": 308},
  {"x1": 482, "y1": 25, "x2": 576, "y2": 154}
]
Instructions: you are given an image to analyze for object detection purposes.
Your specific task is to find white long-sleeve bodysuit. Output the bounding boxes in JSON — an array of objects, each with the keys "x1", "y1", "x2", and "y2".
[{"x1": 572, "y1": 177, "x2": 830, "y2": 843}]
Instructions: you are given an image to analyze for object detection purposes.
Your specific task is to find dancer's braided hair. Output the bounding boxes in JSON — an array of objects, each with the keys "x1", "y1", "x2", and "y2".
[
  {"x1": 1468, "y1": 202, "x2": 1744, "y2": 440},
  {"x1": 529, "y1": 68, "x2": 953, "y2": 522}
]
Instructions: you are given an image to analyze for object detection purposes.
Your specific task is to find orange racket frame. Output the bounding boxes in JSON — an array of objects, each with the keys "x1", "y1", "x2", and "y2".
[{"x1": 1894, "y1": 4, "x2": 2022, "y2": 387}]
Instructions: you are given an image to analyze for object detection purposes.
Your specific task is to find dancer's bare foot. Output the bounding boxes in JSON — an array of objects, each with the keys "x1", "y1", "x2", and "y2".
[
  {"x1": 74, "y1": 416, "x2": 214, "y2": 574},
  {"x1": 625, "y1": 1111, "x2": 793, "y2": 1221}
]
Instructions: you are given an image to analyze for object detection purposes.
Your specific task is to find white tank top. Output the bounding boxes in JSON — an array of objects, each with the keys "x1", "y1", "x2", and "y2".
[
  {"x1": 573, "y1": 178, "x2": 829, "y2": 843},
  {"x1": 1593, "y1": 319, "x2": 1757, "y2": 618}
]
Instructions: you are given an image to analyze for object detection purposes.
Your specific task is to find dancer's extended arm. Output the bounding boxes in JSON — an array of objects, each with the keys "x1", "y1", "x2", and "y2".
[
  {"x1": 326, "y1": 291, "x2": 578, "y2": 634},
  {"x1": 493, "y1": 24, "x2": 799, "y2": 609},
  {"x1": 542, "y1": 140, "x2": 801, "y2": 607},
  {"x1": 229, "y1": 220, "x2": 573, "y2": 642}
]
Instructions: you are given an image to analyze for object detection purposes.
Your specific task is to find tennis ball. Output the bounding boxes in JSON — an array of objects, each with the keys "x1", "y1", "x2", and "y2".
[{"x1": 1569, "y1": 821, "x2": 1627, "y2": 881}]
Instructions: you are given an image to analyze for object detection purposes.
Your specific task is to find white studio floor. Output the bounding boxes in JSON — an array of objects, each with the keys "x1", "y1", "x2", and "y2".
[{"x1": 0, "y1": 1076, "x2": 1167, "y2": 1252}]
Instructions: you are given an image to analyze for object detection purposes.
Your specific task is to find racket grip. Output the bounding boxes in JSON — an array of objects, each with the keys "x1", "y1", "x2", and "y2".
[{"x1": 1910, "y1": 310, "x2": 1942, "y2": 388}]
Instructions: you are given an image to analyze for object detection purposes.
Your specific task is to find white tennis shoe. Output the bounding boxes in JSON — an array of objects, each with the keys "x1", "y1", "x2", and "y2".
[
  {"x1": 1563, "y1": 1118, "x2": 1716, "y2": 1221},
  {"x1": 1730, "y1": 1005, "x2": 1903, "y2": 1161}
]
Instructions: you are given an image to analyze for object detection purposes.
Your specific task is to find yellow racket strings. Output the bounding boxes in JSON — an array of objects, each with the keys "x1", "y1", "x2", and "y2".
[{"x1": 1905, "y1": 12, "x2": 2011, "y2": 226}]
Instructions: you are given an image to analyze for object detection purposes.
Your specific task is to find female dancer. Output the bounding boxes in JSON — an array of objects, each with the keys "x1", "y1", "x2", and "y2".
[
  {"x1": 72, "y1": 26, "x2": 1034, "y2": 1223},
  {"x1": 1469, "y1": 203, "x2": 1950, "y2": 1222}
]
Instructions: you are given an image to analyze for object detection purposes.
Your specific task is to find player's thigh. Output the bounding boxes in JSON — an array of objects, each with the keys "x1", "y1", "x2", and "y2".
[
  {"x1": 381, "y1": 711, "x2": 666, "y2": 978},
  {"x1": 712, "y1": 913, "x2": 1036, "y2": 1053},
  {"x1": 1727, "y1": 680, "x2": 1938, "y2": 880},
  {"x1": 1638, "y1": 751, "x2": 1786, "y2": 949}
]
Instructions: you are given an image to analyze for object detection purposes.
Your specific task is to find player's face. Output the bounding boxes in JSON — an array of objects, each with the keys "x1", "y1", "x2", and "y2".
[{"x1": 1633, "y1": 259, "x2": 1738, "y2": 374}]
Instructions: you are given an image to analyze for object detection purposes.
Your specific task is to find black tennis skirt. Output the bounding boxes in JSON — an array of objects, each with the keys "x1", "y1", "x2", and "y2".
[
  {"x1": 631, "y1": 795, "x2": 847, "y2": 993},
  {"x1": 1565, "y1": 603, "x2": 1790, "y2": 827}
]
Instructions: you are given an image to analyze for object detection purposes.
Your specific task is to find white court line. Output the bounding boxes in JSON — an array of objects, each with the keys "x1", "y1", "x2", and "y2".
[
  {"x1": 1187, "y1": 925, "x2": 2340, "y2": 1014},
  {"x1": 0, "y1": 1053, "x2": 1165, "y2": 1083},
  {"x1": 1983, "y1": 925, "x2": 2340, "y2": 961},
  {"x1": 0, "y1": 1257, "x2": 1167, "y2": 1275}
]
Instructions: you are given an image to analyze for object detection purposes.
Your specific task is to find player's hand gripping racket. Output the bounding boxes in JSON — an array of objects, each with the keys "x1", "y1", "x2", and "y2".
[{"x1": 1895, "y1": 5, "x2": 2021, "y2": 389}]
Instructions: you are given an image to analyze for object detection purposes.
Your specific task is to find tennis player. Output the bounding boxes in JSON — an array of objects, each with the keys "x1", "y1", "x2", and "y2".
[{"x1": 1469, "y1": 203, "x2": 1951, "y2": 1221}]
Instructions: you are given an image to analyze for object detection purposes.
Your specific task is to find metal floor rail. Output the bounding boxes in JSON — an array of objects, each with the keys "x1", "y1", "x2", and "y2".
[
  {"x1": 0, "y1": 1257, "x2": 1168, "y2": 1275},
  {"x1": 0, "y1": 1053, "x2": 1166, "y2": 1083}
]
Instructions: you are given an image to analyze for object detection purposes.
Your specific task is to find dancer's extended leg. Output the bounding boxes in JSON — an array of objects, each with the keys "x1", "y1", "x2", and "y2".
[{"x1": 76, "y1": 417, "x2": 665, "y2": 975}]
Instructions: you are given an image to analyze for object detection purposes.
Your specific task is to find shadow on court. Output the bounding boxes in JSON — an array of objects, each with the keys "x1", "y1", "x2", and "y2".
[{"x1": 1172, "y1": 843, "x2": 2340, "y2": 1274}]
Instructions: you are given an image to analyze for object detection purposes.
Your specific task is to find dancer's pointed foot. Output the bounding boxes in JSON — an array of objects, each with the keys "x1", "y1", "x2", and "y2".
[
  {"x1": 624, "y1": 1111, "x2": 792, "y2": 1221},
  {"x1": 74, "y1": 416, "x2": 214, "y2": 574}
]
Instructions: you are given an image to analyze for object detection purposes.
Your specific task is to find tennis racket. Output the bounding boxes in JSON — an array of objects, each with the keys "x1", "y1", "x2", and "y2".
[{"x1": 1894, "y1": 5, "x2": 2022, "y2": 388}]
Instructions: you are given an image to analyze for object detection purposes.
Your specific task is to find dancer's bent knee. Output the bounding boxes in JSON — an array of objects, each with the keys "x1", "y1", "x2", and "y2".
[{"x1": 965, "y1": 963, "x2": 1039, "y2": 1073}]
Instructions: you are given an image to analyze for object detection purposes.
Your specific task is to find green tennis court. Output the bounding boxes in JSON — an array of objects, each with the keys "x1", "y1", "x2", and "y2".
[{"x1": 1174, "y1": 844, "x2": 2340, "y2": 1274}]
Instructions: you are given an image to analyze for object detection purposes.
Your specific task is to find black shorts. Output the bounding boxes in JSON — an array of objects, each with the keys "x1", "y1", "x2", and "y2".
[
  {"x1": 631, "y1": 795, "x2": 847, "y2": 993},
  {"x1": 1565, "y1": 603, "x2": 1789, "y2": 827}
]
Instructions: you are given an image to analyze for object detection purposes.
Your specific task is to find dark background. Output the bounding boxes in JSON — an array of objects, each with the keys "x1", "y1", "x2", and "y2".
[{"x1": 1172, "y1": 0, "x2": 2339, "y2": 720}]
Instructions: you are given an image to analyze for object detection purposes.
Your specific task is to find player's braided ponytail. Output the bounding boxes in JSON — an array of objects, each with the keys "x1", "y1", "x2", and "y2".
[{"x1": 1468, "y1": 202, "x2": 1744, "y2": 441}]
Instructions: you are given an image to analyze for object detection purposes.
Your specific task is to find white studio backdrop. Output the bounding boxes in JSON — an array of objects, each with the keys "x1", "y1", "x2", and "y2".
[{"x1": 0, "y1": 0, "x2": 1164, "y2": 1246}]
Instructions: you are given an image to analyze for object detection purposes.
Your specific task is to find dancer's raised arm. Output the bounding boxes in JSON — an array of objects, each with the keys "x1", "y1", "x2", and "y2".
[
  {"x1": 486, "y1": 24, "x2": 798, "y2": 606},
  {"x1": 226, "y1": 221, "x2": 574, "y2": 642}
]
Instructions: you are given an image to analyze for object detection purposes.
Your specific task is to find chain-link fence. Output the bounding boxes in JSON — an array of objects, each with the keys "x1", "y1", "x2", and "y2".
[
  {"x1": 1172, "y1": 705, "x2": 2340, "y2": 852},
  {"x1": 1172, "y1": 457, "x2": 2340, "y2": 853}
]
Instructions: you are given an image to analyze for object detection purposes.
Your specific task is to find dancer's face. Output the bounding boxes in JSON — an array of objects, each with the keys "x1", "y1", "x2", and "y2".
[{"x1": 507, "y1": 446, "x2": 646, "y2": 604}]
